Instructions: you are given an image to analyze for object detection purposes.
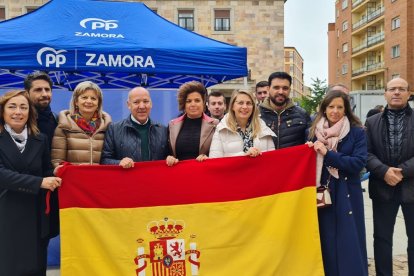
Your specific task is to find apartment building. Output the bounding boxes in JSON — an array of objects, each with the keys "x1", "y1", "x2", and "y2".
[
  {"x1": 328, "y1": 0, "x2": 413, "y2": 91},
  {"x1": 0, "y1": 0, "x2": 287, "y2": 96},
  {"x1": 284, "y1": 46, "x2": 306, "y2": 98}
]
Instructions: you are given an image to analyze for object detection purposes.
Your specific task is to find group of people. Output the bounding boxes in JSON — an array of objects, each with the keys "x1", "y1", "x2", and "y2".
[{"x1": 0, "y1": 70, "x2": 412, "y2": 276}]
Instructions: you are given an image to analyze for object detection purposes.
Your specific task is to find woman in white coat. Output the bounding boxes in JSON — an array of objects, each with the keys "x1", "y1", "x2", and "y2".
[{"x1": 209, "y1": 90, "x2": 275, "y2": 158}]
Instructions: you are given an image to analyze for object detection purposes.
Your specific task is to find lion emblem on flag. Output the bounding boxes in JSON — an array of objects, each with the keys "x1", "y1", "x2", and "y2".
[{"x1": 134, "y1": 218, "x2": 201, "y2": 276}]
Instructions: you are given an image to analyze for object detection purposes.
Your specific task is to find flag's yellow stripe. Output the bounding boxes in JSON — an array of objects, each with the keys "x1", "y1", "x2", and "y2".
[{"x1": 61, "y1": 187, "x2": 323, "y2": 276}]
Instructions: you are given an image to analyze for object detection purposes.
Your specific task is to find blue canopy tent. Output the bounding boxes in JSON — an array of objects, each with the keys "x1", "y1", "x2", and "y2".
[
  {"x1": 0, "y1": 0, "x2": 247, "y2": 90},
  {"x1": 0, "y1": 0, "x2": 247, "y2": 267}
]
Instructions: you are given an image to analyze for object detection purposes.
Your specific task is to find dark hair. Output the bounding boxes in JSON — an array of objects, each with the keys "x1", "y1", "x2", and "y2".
[
  {"x1": 326, "y1": 83, "x2": 349, "y2": 94},
  {"x1": 255, "y1": 81, "x2": 269, "y2": 90},
  {"x1": 309, "y1": 90, "x2": 362, "y2": 139},
  {"x1": 177, "y1": 81, "x2": 207, "y2": 112},
  {"x1": 0, "y1": 90, "x2": 39, "y2": 135},
  {"x1": 366, "y1": 108, "x2": 381, "y2": 118},
  {"x1": 268, "y1": 72, "x2": 292, "y2": 86},
  {"x1": 24, "y1": 71, "x2": 53, "y2": 92},
  {"x1": 207, "y1": 91, "x2": 225, "y2": 103}
]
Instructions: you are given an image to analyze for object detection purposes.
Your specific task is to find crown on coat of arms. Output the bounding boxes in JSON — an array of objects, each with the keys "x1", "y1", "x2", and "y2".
[{"x1": 147, "y1": 218, "x2": 185, "y2": 240}]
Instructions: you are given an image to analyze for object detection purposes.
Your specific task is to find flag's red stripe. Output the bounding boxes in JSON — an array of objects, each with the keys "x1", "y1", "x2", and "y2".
[{"x1": 59, "y1": 145, "x2": 315, "y2": 209}]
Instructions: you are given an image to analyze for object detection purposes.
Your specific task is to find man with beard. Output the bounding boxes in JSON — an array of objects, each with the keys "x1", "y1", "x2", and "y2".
[
  {"x1": 260, "y1": 71, "x2": 310, "y2": 149},
  {"x1": 24, "y1": 71, "x2": 58, "y2": 148},
  {"x1": 24, "y1": 71, "x2": 60, "y2": 266}
]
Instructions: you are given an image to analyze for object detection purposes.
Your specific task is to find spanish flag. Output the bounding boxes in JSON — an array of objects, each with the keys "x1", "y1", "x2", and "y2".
[{"x1": 59, "y1": 145, "x2": 323, "y2": 275}]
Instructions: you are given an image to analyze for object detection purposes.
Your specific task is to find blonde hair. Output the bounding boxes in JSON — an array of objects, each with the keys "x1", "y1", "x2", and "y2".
[
  {"x1": 0, "y1": 90, "x2": 39, "y2": 135},
  {"x1": 226, "y1": 90, "x2": 261, "y2": 138},
  {"x1": 70, "y1": 81, "x2": 103, "y2": 116}
]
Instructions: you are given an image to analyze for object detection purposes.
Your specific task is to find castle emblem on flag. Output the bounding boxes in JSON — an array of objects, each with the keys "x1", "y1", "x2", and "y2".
[{"x1": 134, "y1": 218, "x2": 201, "y2": 276}]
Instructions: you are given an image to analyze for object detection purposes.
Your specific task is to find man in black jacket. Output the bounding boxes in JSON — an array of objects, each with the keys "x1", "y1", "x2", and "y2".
[
  {"x1": 101, "y1": 87, "x2": 169, "y2": 168},
  {"x1": 24, "y1": 71, "x2": 58, "y2": 148},
  {"x1": 259, "y1": 71, "x2": 310, "y2": 149},
  {"x1": 365, "y1": 77, "x2": 414, "y2": 276}
]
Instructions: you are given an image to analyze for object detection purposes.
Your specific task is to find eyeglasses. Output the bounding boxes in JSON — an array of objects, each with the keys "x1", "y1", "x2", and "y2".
[
  {"x1": 386, "y1": 87, "x2": 409, "y2": 93},
  {"x1": 235, "y1": 101, "x2": 254, "y2": 107},
  {"x1": 272, "y1": 86, "x2": 290, "y2": 91}
]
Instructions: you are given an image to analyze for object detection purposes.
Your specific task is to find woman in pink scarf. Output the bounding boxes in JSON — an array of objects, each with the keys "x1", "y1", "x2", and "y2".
[{"x1": 308, "y1": 90, "x2": 368, "y2": 276}]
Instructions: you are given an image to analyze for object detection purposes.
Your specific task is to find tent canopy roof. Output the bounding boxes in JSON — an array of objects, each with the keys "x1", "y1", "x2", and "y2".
[{"x1": 0, "y1": 0, "x2": 247, "y2": 89}]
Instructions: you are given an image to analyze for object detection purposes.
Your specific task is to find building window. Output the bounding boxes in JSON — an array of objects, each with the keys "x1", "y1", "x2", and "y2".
[
  {"x1": 391, "y1": 17, "x2": 400, "y2": 30},
  {"x1": 0, "y1": 7, "x2": 5, "y2": 21},
  {"x1": 337, "y1": 49, "x2": 340, "y2": 57},
  {"x1": 25, "y1": 6, "x2": 38, "y2": 14},
  {"x1": 392, "y1": 73, "x2": 400, "y2": 79},
  {"x1": 150, "y1": 9, "x2": 158, "y2": 14},
  {"x1": 342, "y1": 64, "x2": 348, "y2": 75},
  {"x1": 391, "y1": 45, "x2": 400, "y2": 58},
  {"x1": 214, "y1": 10, "x2": 230, "y2": 31},
  {"x1": 178, "y1": 9, "x2": 194, "y2": 31},
  {"x1": 342, "y1": 0, "x2": 348, "y2": 10},
  {"x1": 342, "y1": 43, "x2": 348, "y2": 53},
  {"x1": 342, "y1": 21, "x2": 348, "y2": 31},
  {"x1": 336, "y1": 8, "x2": 339, "y2": 18}
]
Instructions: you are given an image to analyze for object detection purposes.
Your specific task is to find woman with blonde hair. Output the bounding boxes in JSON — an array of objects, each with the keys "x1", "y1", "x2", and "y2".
[
  {"x1": 0, "y1": 90, "x2": 61, "y2": 275},
  {"x1": 52, "y1": 81, "x2": 112, "y2": 168},
  {"x1": 209, "y1": 89, "x2": 275, "y2": 157}
]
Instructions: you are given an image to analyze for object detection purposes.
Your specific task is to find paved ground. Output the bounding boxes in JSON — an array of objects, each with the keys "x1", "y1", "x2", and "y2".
[{"x1": 47, "y1": 181, "x2": 409, "y2": 276}]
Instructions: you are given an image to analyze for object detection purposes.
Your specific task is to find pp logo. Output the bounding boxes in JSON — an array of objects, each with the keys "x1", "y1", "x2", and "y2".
[
  {"x1": 36, "y1": 47, "x2": 67, "y2": 68},
  {"x1": 80, "y1": 18, "x2": 118, "y2": 30}
]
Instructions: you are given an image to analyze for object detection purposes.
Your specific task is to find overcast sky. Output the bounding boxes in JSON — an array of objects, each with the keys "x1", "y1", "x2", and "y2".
[{"x1": 284, "y1": 0, "x2": 335, "y2": 86}]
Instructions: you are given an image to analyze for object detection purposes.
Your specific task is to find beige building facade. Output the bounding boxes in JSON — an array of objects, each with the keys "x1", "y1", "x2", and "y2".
[
  {"x1": 284, "y1": 46, "x2": 306, "y2": 98},
  {"x1": 328, "y1": 0, "x2": 414, "y2": 92},
  {"x1": 0, "y1": 0, "x2": 287, "y2": 96}
]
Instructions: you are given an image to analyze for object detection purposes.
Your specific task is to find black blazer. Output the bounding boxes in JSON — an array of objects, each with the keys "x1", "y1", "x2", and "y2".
[{"x1": 0, "y1": 131, "x2": 55, "y2": 275}]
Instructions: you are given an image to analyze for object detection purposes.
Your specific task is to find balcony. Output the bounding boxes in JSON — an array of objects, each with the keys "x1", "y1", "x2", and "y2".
[
  {"x1": 352, "y1": 61, "x2": 384, "y2": 77},
  {"x1": 352, "y1": 32, "x2": 384, "y2": 54},
  {"x1": 367, "y1": 6, "x2": 384, "y2": 22},
  {"x1": 352, "y1": 0, "x2": 365, "y2": 9},
  {"x1": 352, "y1": 6, "x2": 384, "y2": 31}
]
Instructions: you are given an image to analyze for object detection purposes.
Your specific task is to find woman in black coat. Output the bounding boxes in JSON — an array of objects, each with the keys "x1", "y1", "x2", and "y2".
[{"x1": 0, "y1": 90, "x2": 62, "y2": 276}]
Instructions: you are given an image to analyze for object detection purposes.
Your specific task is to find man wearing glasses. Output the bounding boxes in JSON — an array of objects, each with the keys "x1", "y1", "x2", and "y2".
[
  {"x1": 259, "y1": 71, "x2": 310, "y2": 149},
  {"x1": 365, "y1": 77, "x2": 414, "y2": 276}
]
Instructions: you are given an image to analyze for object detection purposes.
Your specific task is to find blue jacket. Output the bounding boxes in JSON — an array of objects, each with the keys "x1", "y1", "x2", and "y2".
[
  {"x1": 318, "y1": 126, "x2": 368, "y2": 276},
  {"x1": 101, "y1": 117, "x2": 169, "y2": 164}
]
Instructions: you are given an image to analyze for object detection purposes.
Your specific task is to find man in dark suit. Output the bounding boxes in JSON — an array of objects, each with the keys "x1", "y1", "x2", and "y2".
[{"x1": 366, "y1": 77, "x2": 414, "y2": 275}]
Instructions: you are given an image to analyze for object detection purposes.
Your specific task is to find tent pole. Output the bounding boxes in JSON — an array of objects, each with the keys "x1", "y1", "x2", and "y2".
[{"x1": 243, "y1": 77, "x2": 248, "y2": 89}]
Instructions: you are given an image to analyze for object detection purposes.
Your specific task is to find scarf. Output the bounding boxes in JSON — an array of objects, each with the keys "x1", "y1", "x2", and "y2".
[
  {"x1": 4, "y1": 124, "x2": 28, "y2": 153},
  {"x1": 315, "y1": 116, "x2": 350, "y2": 187},
  {"x1": 236, "y1": 120, "x2": 253, "y2": 153},
  {"x1": 71, "y1": 110, "x2": 101, "y2": 136}
]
